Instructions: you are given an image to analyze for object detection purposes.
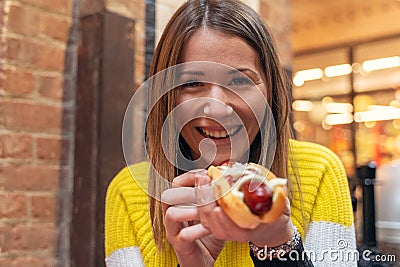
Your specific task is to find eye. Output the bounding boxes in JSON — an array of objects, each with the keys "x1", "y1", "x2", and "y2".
[
  {"x1": 229, "y1": 75, "x2": 253, "y2": 86},
  {"x1": 179, "y1": 74, "x2": 204, "y2": 90},
  {"x1": 182, "y1": 80, "x2": 202, "y2": 88}
]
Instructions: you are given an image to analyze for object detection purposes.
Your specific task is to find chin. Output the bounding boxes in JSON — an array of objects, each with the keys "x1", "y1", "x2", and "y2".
[{"x1": 211, "y1": 158, "x2": 228, "y2": 166}]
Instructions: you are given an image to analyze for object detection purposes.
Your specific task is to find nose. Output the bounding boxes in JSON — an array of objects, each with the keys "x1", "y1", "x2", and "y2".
[{"x1": 203, "y1": 84, "x2": 233, "y2": 118}]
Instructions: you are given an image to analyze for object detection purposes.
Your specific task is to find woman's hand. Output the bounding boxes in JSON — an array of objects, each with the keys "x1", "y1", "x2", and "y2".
[
  {"x1": 161, "y1": 170, "x2": 225, "y2": 267},
  {"x1": 195, "y1": 175, "x2": 294, "y2": 248}
]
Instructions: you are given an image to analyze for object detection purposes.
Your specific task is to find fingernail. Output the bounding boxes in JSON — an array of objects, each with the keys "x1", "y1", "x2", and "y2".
[
  {"x1": 195, "y1": 176, "x2": 204, "y2": 187},
  {"x1": 195, "y1": 181, "x2": 215, "y2": 205}
]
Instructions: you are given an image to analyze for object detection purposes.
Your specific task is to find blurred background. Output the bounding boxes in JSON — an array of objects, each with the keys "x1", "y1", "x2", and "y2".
[{"x1": 0, "y1": 0, "x2": 399, "y2": 266}]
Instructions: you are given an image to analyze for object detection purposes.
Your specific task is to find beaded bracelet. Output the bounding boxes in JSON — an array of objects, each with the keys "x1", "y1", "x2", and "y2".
[{"x1": 249, "y1": 227, "x2": 301, "y2": 261}]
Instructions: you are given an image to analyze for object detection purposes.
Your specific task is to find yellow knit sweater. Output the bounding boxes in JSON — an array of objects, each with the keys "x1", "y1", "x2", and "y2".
[{"x1": 105, "y1": 140, "x2": 355, "y2": 266}]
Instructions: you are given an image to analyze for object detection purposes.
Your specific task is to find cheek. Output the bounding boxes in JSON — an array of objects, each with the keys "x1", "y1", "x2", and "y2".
[
  {"x1": 179, "y1": 122, "x2": 201, "y2": 158},
  {"x1": 175, "y1": 95, "x2": 196, "y2": 128},
  {"x1": 236, "y1": 85, "x2": 268, "y2": 119},
  {"x1": 241, "y1": 97, "x2": 267, "y2": 123},
  {"x1": 240, "y1": 98, "x2": 267, "y2": 143},
  {"x1": 179, "y1": 124, "x2": 191, "y2": 141}
]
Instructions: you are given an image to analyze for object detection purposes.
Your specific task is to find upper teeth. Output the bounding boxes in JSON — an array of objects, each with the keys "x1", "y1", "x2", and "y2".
[{"x1": 201, "y1": 127, "x2": 239, "y2": 138}]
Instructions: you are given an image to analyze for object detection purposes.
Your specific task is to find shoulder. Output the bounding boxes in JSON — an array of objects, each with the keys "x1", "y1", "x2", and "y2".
[
  {"x1": 289, "y1": 139, "x2": 344, "y2": 173},
  {"x1": 289, "y1": 138, "x2": 340, "y2": 160},
  {"x1": 108, "y1": 161, "x2": 149, "y2": 189},
  {"x1": 106, "y1": 161, "x2": 150, "y2": 204}
]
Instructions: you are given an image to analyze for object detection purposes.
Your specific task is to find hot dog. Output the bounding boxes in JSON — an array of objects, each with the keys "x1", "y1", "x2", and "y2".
[{"x1": 208, "y1": 161, "x2": 287, "y2": 229}]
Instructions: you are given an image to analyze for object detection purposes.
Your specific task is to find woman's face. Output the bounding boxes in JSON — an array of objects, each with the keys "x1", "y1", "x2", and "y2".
[{"x1": 175, "y1": 28, "x2": 268, "y2": 167}]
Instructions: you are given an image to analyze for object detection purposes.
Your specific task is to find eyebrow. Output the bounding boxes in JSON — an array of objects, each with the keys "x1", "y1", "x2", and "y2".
[
  {"x1": 177, "y1": 70, "x2": 205, "y2": 77},
  {"x1": 178, "y1": 68, "x2": 259, "y2": 76},
  {"x1": 228, "y1": 68, "x2": 259, "y2": 76}
]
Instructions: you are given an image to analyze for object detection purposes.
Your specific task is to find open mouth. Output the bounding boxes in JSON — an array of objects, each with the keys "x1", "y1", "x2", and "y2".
[{"x1": 196, "y1": 126, "x2": 242, "y2": 139}]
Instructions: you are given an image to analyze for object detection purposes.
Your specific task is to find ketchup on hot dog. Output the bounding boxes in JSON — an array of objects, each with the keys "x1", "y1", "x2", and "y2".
[
  {"x1": 240, "y1": 181, "x2": 273, "y2": 216},
  {"x1": 208, "y1": 161, "x2": 287, "y2": 229}
]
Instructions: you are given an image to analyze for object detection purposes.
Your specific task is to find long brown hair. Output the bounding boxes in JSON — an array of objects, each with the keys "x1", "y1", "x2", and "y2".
[{"x1": 146, "y1": 0, "x2": 293, "y2": 250}]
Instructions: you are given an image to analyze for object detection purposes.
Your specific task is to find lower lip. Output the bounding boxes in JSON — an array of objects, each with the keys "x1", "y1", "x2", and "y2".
[{"x1": 208, "y1": 136, "x2": 232, "y2": 146}]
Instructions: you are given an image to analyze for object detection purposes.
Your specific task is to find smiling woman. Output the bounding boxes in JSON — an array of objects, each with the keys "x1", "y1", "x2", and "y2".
[
  {"x1": 176, "y1": 32, "x2": 268, "y2": 165},
  {"x1": 104, "y1": 0, "x2": 356, "y2": 266}
]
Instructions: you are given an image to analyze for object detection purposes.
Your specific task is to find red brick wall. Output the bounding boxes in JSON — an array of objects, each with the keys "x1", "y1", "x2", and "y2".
[{"x1": 0, "y1": 0, "x2": 76, "y2": 266}]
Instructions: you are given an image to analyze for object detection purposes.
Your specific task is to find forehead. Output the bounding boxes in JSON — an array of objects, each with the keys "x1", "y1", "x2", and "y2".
[{"x1": 179, "y1": 28, "x2": 260, "y2": 69}]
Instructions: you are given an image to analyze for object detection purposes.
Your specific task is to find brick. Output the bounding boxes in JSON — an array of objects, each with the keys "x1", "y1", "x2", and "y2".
[
  {"x1": 31, "y1": 195, "x2": 57, "y2": 219},
  {"x1": 21, "y1": 258, "x2": 56, "y2": 267},
  {"x1": 19, "y1": 0, "x2": 72, "y2": 16},
  {"x1": 0, "y1": 259, "x2": 12, "y2": 266},
  {"x1": 2, "y1": 67, "x2": 35, "y2": 96},
  {"x1": 0, "y1": 100, "x2": 62, "y2": 132},
  {"x1": 0, "y1": 164, "x2": 59, "y2": 191},
  {"x1": 34, "y1": 44, "x2": 66, "y2": 73},
  {"x1": 36, "y1": 137, "x2": 61, "y2": 161},
  {"x1": 0, "y1": 257, "x2": 56, "y2": 267},
  {"x1": 7, "y1": 4, "x2": 40, "y2": 37},
  {"x1": 39, "y1": 13, "x2": 71, "y2": 42},
  {"x1": 107, "y1": 0, "x2": 145, "y2": 20},
  {"x1": 0, "y1": 193, "x2": 27, "y2": 218},
  {"x1": 6, "y1": 37, "x2": 65, "y2": 72},
  {"x1": 0, "y1": 223, "x2": 13, "y2": 253},
  {"x1": 0, "y1": 133, "x2": 33, "y2": 159},
  {"x1": 5, "y1": 223, "x2": 56, "y2": 251},
  {"x1": 37, "y1": 75, "x2": 63, "y2": 100}
]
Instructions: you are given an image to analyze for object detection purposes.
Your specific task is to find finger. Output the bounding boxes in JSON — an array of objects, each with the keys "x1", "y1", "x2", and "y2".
[
  {"x1": 196, "y1": 199, "x2": 217, "y2": 227},
  {"x1": 201, "y1": 206, "x2": 227, "y2": 238},
  {"x1": 161, "y1": 201, "x2": 169, "y2": 216},
  {"x1": 179, "y1": 223, "x2": 211, "y2": 242},
  {"x1": 165, "y1": 205, "x2": 200, "y2": 223},
  {"x1": 195, "y1": 176, "x2": 217, "y2": 228},
  {"x1": 172, "y1": 169, "x2": 208, "y2": 188},
  {"x1": 161, "y1": 187, "x2": 196, "y2": 206},
  {"x1": 164, "y1": 205, "x2": 199, "y2": 236},
  {"x1": 195, "y1": 175, "x2": 215, "y2": 206},
  {"x1": 204, "y1": 206, "x2": 248, "y2": 241}
]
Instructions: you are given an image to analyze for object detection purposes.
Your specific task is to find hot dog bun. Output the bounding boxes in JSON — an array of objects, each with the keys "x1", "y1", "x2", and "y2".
[{"x1": 208, "y1": 162, "x2": 287, "y2": 229}]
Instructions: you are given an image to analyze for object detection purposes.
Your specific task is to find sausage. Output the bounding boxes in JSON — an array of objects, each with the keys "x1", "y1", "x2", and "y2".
[{"x1": 207, "y1": 162, "x2": 287, "y2": 229}]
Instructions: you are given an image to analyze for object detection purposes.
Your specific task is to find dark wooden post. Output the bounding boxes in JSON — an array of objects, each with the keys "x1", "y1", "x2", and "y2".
[{"x1": 72, "y1": 11, "x2": 135, "y2": 267}]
